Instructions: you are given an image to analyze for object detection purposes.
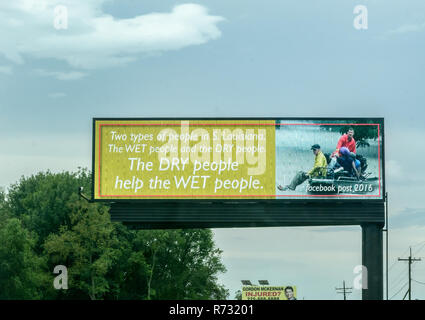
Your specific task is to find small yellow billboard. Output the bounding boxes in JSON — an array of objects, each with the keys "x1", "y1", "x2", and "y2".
[{"x1": 242, "y1": 286, "x2": 297, "y2": 300}]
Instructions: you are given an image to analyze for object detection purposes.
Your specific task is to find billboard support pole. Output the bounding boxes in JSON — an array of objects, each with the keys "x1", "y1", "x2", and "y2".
[
  {"x1": 362, "y1": 222, "x2": 384, "y2": 300},
  {"x1": 384, "y1": 192, "x2": 389, "y2": 300}
]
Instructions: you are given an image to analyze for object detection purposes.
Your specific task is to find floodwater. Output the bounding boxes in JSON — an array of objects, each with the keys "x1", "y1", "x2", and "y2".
[{"x1": 275, "y1": 124, "x2": 381, "y2": 198}]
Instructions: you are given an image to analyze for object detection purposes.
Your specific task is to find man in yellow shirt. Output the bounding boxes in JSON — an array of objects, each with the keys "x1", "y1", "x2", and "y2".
[{"x1": 278, "y1": 144, "x2": 328, "y2": 191}]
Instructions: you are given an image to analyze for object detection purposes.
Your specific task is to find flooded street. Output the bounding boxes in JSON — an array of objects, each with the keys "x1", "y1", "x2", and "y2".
[{"x1": 275, "y1": 123, "x2": 381, "y2": 198}]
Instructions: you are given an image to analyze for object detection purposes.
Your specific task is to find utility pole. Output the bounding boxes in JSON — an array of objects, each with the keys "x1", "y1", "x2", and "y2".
[
  {"x1": 398, "y1": 247, "x2": 421, "y2": 300},
  {"x1": 336, "y1": 281, "x2": 352, "y2": 300}
]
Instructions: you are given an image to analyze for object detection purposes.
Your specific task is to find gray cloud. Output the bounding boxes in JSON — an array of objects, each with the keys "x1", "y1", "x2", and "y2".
[
  {"x1": 48, "y1": 92, "x2": 67, "y2": 98},
  {"x1": 388, "y1": 22, "x2": 425, "y2": 35},
  {"x1": 390, "y1": 208, "x2": 425, "y2": 229},
  {"x1": 0, "y1": 65, "x2": 12, "y2": 74},
  {"x1": 35, "y1": 69, "x2": 87, "y2": 80},
  {"x1": 0, "y1": 1, "x2": 224, "y2": 70}
]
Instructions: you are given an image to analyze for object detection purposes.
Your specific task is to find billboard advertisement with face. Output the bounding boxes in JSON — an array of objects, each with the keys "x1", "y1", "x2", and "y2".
[
  {"x1": 93, "y1": 118, "x2": 384, "y2": 201},
  {"x1": 242, "y1": 286, "x2": 297, "y2": 300}
]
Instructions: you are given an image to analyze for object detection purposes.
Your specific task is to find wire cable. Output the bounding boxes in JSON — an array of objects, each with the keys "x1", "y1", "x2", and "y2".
[
  {"x1": 413, "y1": 241, "x2": 425, "y2": 256},
  {"x1": 389, "y1": 282, "x2": 408, "y2": 300},
  {"x1": 412, "y1": 279, "x2": 425, "y2": 286},
  {"x1": 390, "y1": 267, "x2": 408, "y2": 291},
  {"x1": 412, "y1": 240, "x2": 425, "y2": 248},
  {"x1": 388, "y1": 246, "x2": 410, "y2": 272}
]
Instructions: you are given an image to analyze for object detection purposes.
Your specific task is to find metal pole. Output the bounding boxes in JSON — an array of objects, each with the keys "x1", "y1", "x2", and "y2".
[
  {"x1": 362, "y1": 223, "x2": 384, "y2": 300},
  {"x1": 409, "y1": 247, "x2": 412, "y2": 300},
  {"x1": 385, "y1": 192, "x2": 389, "y2": 300}
]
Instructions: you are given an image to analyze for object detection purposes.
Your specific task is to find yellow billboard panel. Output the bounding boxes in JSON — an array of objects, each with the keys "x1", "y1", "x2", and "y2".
[
  {"x1": 93, "y1": 119, "x2": 276, "y2": 200},
  {"x1": 93, "y1": 118, "x2": 384, "y2": 200},
  {"x1": 242, "y1": 286, "x2": 297, "y2": 300}
]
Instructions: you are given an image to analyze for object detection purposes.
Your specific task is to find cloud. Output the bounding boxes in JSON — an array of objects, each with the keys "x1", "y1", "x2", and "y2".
[
  {"x1": 390, "y1": 207, "x2": 425, "y2": 229},
  {"x1": 0, "y1": 1, "x2": 224, "y2": 70},
  {"x1": 0, "y1": 132, "x2": 90, "y2": 190},
  {"x1": 0, "y1": 65, "x2": 12, "y2": 75},
  {"x1": 386, "y1": 159, "x2": 403, "y2": 179},
  {"x1": 35, "y1": 69, "x2": 87, "y2": 80},
  {"x1": 388, "y1": 22, "x2": 425, "y2": 35},
  {"x1": 48, "y1": 92, "x2": 67, "y2": 98}
]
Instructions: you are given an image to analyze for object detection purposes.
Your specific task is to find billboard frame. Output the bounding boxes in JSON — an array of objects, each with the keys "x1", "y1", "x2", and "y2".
[
  {"x1": 91, "y1": 117, "x2": 385, "y2": 203},
  {"x1": 91, "y1": 117, "x2": 386, "y2": 300}
]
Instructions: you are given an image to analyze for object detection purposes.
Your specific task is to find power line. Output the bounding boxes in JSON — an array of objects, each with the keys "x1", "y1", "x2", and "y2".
[
  {"x1": 402, "y1": 289, "x2": 409, "y2": 300},
  {"x1": 335, "y1": 280, "x2": 352, "y2": 300},
  {"x1": 388, "y1": 241, "x2": 425, "y2": 300},
  {"x1": 412, "y1": 279, "x2": 425, "y2": 286},
  {"x1": 388, "y1": 263, "x2": 407, "y2": 295},
  {"x1": 412, "y1": 240, "x2": 425, "y2": 248},
  {"x1": 390, "y1": 266, "x2": 408, "y2": 294},
  {"x1": 398, "y1": 246, "x2": 422, "y2": 300},
  {"x1": 413, "y1": 241, "x2": 425, "y2": 256},
  {"x1": 389, "y1": 282, "x2": 408, "y2": 300},
  {"x1": 389, "y1": 247, "x2": 410, "y2": 272},
  {"x1": 389, "y1": 267, "x2": 409, "y2": 299},
  {"x1": 389, "y1": 241, "x2": 425, "y2": 269},
  {"x1": 388, "y1": 240, "x2": 425, "y2": 272}
]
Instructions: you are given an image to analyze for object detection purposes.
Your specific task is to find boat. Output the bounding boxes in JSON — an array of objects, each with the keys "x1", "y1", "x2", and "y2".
[{"x1": 307, "y1": 153, "x2": 379, "y2": 195}]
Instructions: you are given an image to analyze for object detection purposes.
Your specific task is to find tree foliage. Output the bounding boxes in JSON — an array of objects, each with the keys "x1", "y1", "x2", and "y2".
[
  {"x1": 44, "y1": 198, "x2": 121, "y2": 300},
  {"x1": 0, "y1": 218, "x2": 48, "y2": 299},
  {"x1": 321, "y1": 120, "x2": 381, "y2": 148},
  {"x1": 6, "y1": 169, "x2": 92, "y2": 251},
  {"x1": 0, "y1": 169, "x2": 228, "y2": 300},
  {"x1": 139, "y1": 229, "x2": 228, "y2": 300}
]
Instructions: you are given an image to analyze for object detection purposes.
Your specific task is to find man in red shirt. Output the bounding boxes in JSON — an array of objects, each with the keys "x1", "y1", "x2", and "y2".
[
  {"x1": 332, "y1": 127, "x2": 356, "y2": 157},
  {"x1": 329, "y1": 127, "x2": 357, "y2": 170}
]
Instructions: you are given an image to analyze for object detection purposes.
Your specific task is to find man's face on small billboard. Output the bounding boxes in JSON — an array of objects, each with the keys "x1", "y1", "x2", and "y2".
[
  {"x1": 347, "y1": 129, "x2": 354, "y2": 139},
  {"x1": 285, "y1": 288, "x2": 294, "y2": 299}
]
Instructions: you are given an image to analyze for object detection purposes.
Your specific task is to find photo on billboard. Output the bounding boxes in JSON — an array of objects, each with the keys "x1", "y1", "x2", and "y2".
[{"x1": 275, "y1": 119, "x2": 384, "y2": 199}]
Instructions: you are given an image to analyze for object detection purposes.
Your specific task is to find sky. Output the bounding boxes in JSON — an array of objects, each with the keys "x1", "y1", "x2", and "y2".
[{"x1": 1, "y1": 0, "x2": 425, "y2": 300}]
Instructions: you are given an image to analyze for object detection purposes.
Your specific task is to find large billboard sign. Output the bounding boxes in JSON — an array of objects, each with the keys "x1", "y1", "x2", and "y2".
[
  {"x1": 93, "y1": 118, "x2": 384, "y2": 201},
  {"x1": 242, "y1": 286, "x2": 297, "y2": 300}
]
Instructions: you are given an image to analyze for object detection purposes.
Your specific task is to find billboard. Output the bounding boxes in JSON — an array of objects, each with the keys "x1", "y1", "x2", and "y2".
[
  {"x1": 242, "y1": 286, "x2": 297, "y2": 300},
  {"x1": 93, "y1": 118, "x2": 384, "y2": 201}
]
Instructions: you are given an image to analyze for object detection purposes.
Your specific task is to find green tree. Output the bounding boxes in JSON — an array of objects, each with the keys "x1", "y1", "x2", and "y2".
[
  {"x1": 6, "y1": 169, "x2": 92, "y2": 251},
  {"x1": 0, "y1": 187, "x2": 9, "y2": 223},
  {"x1": 2, "y1": 169, "x2": 229, "y2": 300},
  {"x1": 115, "y1": 229, "x2": 163, "y2": 300},
  {"x1": 321, "y1": 120, "x2": 381, "y2": 148},
  {"x1": 147, "y1": 229, "x2": 228, "y2": 300},
  {"x1": 117, "y1": 229, "x2": 229, "y2": 300},
  {"x1": 44, "y1": 196, "x2": 122, "y2": 300},
  {"x1": 0, "y1": 218, "x2": 47, "y2": 299}
]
